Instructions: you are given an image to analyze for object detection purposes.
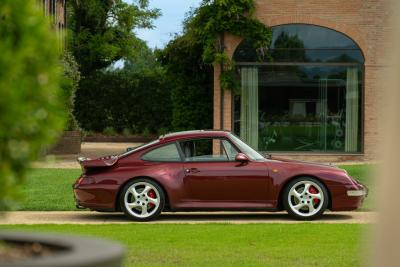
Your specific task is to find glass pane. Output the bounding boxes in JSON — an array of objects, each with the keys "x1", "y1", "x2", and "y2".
[
  {"x1": 269, "y1": 49, "x2": 364, "y2": 63},
  {"x1": 142, "y1": 143, "x2": 181, "y2": 161},
  {"x1": 233, "y1": 24, "x2": 364, "y2": 64},
  {"x1": 234, "y1": 65, "x2": 362, "y2": 153},
  {"x1": 221, "y1": 139, "x2": 239, "y2": 161},
  {"x1": 179, "y1": 139, "x2": 229, "y2": 162},
  {"x1": 271, "y1": 24, "x2": 359, "y2": 49}
]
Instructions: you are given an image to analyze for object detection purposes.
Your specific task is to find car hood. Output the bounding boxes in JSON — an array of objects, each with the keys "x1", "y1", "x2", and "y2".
[
  {"x1": 268, "y1": 156, "x2": 338, "y2": 168},
  {"x1": 265, "y1": 155, "x2": 347, "y2": 174}
]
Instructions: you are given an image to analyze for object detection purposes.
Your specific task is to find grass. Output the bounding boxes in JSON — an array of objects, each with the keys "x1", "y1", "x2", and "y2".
[
  {"x1": 341, "y1": 164, "x2": 376, "y2": 211},
  {"x1": 17, "y1": 168, "x2": 81, "y2": 211},
  {"x1": 17, "y1": 165, "x2": 375, "y2": 211},
  {"x1": 0, "y1": 224, "x2": 367, "y2": 267}
]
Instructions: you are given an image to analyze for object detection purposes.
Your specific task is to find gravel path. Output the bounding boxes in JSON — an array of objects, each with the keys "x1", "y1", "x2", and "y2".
[{"x1": 0, "y1": 211, "x2": 376, "y2": 225}]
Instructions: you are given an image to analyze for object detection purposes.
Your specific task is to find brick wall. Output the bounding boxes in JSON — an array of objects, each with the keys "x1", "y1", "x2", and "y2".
[
  {"x1": 214, "y1": 0, "x2": 390, "y2": 161},
  {"x1": 48, "y1": 131, "x2": 81, "y2": 155}
]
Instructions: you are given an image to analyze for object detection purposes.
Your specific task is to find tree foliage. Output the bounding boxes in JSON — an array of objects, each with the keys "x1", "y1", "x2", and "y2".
[
  {"x1": 74, "y1": 69, "x2": 171, "y2": 134},
  {"x1": 158, "y1": 35, "x2": 213, "y2": 131},
  {"x1": 61, "y1": 52, "x2": 81, "y2": 130},
  {"x1": 185, "y1": 0, "x2": 272, "y2": 91},
  {"x1": 158, "y1": 0, "x2": 270, "y2": 130},
  {"x1": 67, "y1": 0, "x2": 160, "y2": 75},
  {"x1": 0, "y1": 0, "x2": 66, "y2": 209},
  {"x1": 67, "y1": 0, "x2": 163, "y2": 133}
]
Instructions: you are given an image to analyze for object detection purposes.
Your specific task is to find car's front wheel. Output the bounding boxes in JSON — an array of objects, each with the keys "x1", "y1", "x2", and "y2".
[
  {"x1": 283, "y1": 177, "x2": 329, "y2": 220},
  {"x1": 120, "y1": 178, "x2": 165, "y2": 221}
]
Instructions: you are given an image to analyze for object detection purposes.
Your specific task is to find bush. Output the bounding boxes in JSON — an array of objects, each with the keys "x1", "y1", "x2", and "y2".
[
  {"x1": 103, "y1": 126, "x2": 117, "y2": 135},
  {"x1": 61, "y1": 52, "x2": 81, "y2": 131},
  {"x1": 74, "y1": 70, "x2": 171, "y2": 134},
  {"x1": 0, "y1": 0, "x2": 66, "y2": 209},
  {"x1": 159, "y1": 35, "x2": 213, "y2": 131}
]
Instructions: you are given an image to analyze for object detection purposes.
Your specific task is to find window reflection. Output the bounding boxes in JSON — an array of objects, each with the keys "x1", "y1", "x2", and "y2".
[{"x1": 233, "y1": 24, "x2": 364, "y2": 64}]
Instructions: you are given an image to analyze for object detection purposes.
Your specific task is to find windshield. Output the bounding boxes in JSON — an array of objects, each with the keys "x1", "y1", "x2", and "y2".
[
  {"x1": 229, "y1": 133, "x2": 265, "y2": 161},
  {"x1": 119, "y1": 139, "x2": 160, "y2": 157}
]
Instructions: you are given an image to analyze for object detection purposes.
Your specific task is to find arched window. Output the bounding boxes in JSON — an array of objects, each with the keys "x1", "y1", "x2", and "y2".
[{"x1": 233, "y1": 24, "x2": 364, "y2": 153}]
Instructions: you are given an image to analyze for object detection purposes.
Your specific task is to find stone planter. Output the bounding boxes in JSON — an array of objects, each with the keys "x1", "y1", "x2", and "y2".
[
  {"x1": 48, "y1": 130, "x2": 81, "y2": 155},
  {"x1": 0, "y1": 231, "x2": 124, "y2": 267}
]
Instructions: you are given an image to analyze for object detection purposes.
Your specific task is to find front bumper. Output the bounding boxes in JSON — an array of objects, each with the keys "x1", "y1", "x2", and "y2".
[
  {"x1": 330, "y1": 181, "x2": 368, "y2": 211},
  {"x1": 347, "y1": 188, "x2": 368, "y2": 197}
]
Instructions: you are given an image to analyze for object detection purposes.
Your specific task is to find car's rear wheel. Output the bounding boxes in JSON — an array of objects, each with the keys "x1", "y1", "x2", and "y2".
[
  {"x1": 283, "y1": 177, "x2": 329, "y2": 220},
  {"x1": 120, "y1": 178, "x2": 165, "y2": 221}
]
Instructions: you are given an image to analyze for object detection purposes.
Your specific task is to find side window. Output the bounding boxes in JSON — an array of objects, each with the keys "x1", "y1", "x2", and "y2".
[
  {"x1": 142, "y1": 143, "x2": 181, "y2": 162},
  {"x1": 179, "y1": 138, "x2": 238, "y2": 162},
  {"x1": 222, "y1": 139, "x2": 239, "y2": 161}
]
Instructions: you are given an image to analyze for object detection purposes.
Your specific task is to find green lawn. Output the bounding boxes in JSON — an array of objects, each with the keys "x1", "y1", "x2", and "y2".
[
  {"x1": 340, "y1": 164, "x2": 376, "y2": 211},
  {"x1": 17, "y1": 168, "x2": 81, "y2": 211},
  {"x1": 0, "y1": 224, "x2": 367, "y2": 267},
  {"x1": 17, "y1": 165, "x2": 375, "y2": 211}
]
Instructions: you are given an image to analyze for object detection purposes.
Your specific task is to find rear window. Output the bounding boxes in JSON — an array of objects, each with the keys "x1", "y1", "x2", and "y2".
[
  {"x1": 142, "y1": 143, "x2": 181, "y2": 162},
  {"x1": 119, "y1": 140, "x2": 159, "y2": 157}
]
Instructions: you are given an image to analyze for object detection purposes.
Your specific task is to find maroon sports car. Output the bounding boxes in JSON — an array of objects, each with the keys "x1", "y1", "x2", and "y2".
[{"x1": 73, "y1": 130, "x2": 367, "y2": 221}]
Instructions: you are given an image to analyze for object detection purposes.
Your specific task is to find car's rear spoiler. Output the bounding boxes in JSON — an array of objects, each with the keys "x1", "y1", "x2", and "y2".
[{"x1": 77, "y1": 156, "x2": 118, "y2": 172}]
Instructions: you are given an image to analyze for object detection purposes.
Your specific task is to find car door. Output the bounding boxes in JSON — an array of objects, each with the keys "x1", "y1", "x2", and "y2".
[{"x1": 179, "y1": 137, "x2": 269, "y2": 207}]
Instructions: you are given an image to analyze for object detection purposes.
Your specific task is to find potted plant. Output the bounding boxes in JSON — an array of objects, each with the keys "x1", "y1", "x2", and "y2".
[{"x1": 0, "y1": 1, "x2": 123, "y2": 265}]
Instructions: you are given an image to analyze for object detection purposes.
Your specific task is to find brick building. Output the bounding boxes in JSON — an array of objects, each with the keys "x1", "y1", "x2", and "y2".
[
  {"x1": 38, "y1": 0, "x2": 66, "y2": 45},
  {"x1": 214, "y1": 0, "x2": 389, "y2": 162}
]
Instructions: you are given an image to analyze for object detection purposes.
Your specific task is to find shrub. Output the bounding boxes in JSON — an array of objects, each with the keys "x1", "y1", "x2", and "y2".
[
  {"x1": 122, "y1": 128, "x2": 132, "y2": 136},
  {"x1": 159, "y1": 35, "x2": 213, "y2": 131},
  {"x1": 74, "y1": 70, "x2": 171, "y2": 134},
  {"x1": 103, "y1": 126, "x2": 117, "y2": 135},
  {"x1": 0, "y1": 0, "x2": 66, "y2": 209},
  {"x1": 61, "y1": 52, "x2": 81, "y2": 131}
]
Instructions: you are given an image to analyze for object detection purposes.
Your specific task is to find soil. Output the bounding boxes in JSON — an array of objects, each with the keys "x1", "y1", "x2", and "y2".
[{"x1": 0, "y1": 240, "x2": 60, "y2": 263}]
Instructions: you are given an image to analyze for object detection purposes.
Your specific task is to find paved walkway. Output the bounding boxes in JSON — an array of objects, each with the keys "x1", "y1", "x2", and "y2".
[{"x1": 0, "y1": 211, "x2": 376, "y2": 225}]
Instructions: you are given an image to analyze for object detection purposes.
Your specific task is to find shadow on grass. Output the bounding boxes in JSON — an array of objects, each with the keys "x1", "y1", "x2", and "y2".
[{"x1": 74, "y1": 212, "x2": 354, "y2": 223}]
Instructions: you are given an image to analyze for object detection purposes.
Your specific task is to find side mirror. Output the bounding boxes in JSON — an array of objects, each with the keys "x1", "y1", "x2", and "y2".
[{"x1": 235, "y1": 153, "x2": 249, "y2": 163}]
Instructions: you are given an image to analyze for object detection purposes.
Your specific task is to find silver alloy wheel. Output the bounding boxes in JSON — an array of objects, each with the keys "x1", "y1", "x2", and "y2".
[
  {"x1": 124, "y1": 182, "x2": 160, "y2": 219},
  {"x1": 288, "y1": 180, "x2": 324, "y2": 217}
]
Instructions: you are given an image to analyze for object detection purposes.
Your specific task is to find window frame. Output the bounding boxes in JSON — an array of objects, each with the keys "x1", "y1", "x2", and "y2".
[
  {"x1": 176, "y1": 137, "x2": 241, "y2": 163},
  {"x1": 232, "y1": 23, "x2": 365, "y2": 155},
  {"x1": 140, "y1": 141, "x2": 183, "y2": 163}
]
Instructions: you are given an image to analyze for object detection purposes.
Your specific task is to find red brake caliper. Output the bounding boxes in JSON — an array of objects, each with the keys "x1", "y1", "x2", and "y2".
[
  {"x1": 309, "y1": 186, "x2": 320, "y2": 205},
  {"x1": 147, "y1": 190, "x2": 156, "y2": 208}
]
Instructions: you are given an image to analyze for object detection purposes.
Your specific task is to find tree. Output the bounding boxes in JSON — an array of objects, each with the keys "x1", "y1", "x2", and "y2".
[
  {"x1": 67, "y1": 0, "x2": 162, "y2": 133},
  {"x1": 67, "y1": 0, "x2": 161, "y2": 75},
  {"x1": 158, "y1": 34, "x2": 213, "y2": 131},
  {"x1": 184, "y1": 0, "x2": 272, "y2": 91},
  {"x1": 0, "y1": 0, "x2": 66, "y2": 209},
  {"x1": 74, "y1": 69, "x2": 171, "y2": 134},
  {"x1": 158, "y1": 0, "x2": 272, "y2": 131}
]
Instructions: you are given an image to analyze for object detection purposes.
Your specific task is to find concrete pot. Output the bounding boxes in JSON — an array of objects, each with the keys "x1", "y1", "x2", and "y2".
[{"x1": 0, "y1": 231, "x2": 124, "y2": 267}]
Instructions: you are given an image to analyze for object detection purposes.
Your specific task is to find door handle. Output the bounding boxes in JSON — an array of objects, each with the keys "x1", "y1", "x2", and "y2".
[{"x1": 185, "y1": 168, "x2": 200, "y2": 174}]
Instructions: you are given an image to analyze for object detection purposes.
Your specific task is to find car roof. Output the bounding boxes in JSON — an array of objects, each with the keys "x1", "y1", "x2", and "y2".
[{"x1": 159, "y1": 130, "x2": 231, "y2": 143}]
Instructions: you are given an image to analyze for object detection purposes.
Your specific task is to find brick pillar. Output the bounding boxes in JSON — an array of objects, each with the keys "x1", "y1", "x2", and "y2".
[
  {"x1": 213, "y1": 64, "x2": 233, "y2": 131},
  {"x1": 213, "y1": 64, "x2": 221, "y2": 130}
]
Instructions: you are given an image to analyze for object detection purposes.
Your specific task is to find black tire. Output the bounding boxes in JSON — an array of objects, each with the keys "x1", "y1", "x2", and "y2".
[
  {"x1": 119, "y1": 178, "x2": 165, "y2": 221},
  {"x1": 282, "y1": 177, "x2": 329, "y2": 220}
]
